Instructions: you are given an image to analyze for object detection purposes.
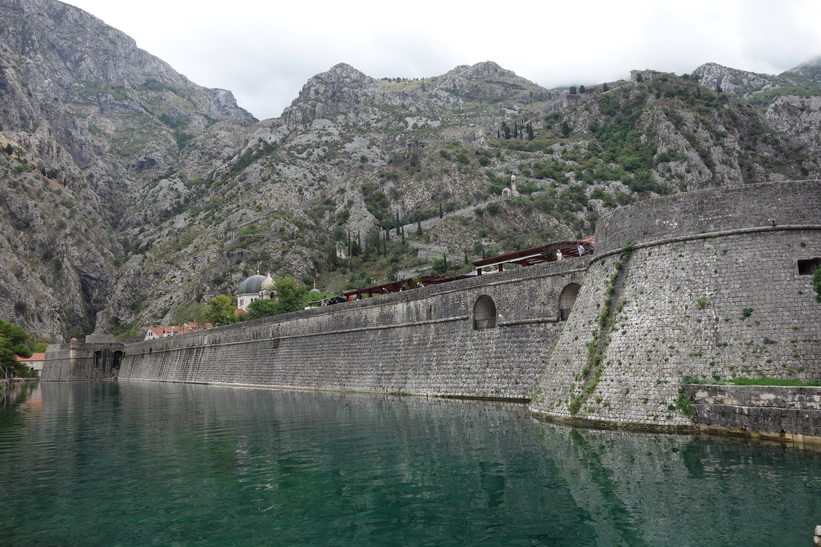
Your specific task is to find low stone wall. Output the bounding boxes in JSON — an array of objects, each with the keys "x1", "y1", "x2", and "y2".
[{"x1": 683, "y1": 384, "x2": 821, "y2": 445}]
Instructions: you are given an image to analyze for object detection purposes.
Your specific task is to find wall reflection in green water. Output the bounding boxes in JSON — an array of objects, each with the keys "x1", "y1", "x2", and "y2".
[{"x1": 1, "y1": 382, "x2": 819, "y2": 545}]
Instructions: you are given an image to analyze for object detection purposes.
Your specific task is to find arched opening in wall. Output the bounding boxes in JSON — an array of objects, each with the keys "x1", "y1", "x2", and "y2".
[
  {"x1": 112, "y1": 351, "x2": 123, "y2": 372},
  {"x1": 559, "y1": 283, "x2": 582, "y2": 321},
  {"x1": 797, "y1": 258, "x2": 821, "y2": 276},
  {"x1": 473, "y1": 295, "x2": 497, "y2": 330},
  {"x1": 94, "y1": 350, "x2": 102, "y2": 371}
]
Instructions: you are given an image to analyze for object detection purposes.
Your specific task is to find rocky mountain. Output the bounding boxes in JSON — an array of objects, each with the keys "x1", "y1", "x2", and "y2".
[
  {"x1": 693, "y1": 58, "x2": 821, "y2": 105},
  {"x1": 0, "y1": 0, "x2": 253, "y2": 338},
  {"x1": 781, "y1": 56, "x2": 821, "y2": 85},
  {"x1": 691, "y1": 62, "x2": 784, "y2": 99},
  {"x1": 1, "y1": 0, "x2": 819, "y2": 341}
]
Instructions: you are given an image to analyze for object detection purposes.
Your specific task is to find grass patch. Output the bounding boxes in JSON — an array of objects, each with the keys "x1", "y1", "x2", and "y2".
[
  {"x1": 726, "y1": 378, "x2": 821, "y2": 387},
  {"x1": 675, "y1": 389, "x2": 693, "y2": 416}
]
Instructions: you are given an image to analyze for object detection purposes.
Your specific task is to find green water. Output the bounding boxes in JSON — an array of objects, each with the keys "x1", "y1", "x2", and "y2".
[{"x1": 1, "y1": 382, "x2": 819, "y2": 546}]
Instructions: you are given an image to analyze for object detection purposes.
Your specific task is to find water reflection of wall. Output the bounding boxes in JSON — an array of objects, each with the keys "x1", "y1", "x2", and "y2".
[
  {"x1": 24, "y1": 383, "x2": 600, "y2": 543},
  {"x1": 8, "y1": 383, "x2": 821, "y2": 545},
  {"x1": 533, "y1": 422, "x2": 821, "y2": 545}
]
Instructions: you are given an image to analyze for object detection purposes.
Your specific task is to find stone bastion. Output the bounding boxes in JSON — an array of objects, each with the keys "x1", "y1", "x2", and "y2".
[{"x1": 528, "y1": 180, "x2": 821, "y2": 431}]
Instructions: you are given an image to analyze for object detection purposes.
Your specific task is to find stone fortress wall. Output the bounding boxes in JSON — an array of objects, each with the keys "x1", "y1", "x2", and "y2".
[
  {"x1": 42, "y1": 334, "x2": 123, "y2": 381},
  {"x1": 42, "y1": 180, "x2": 821, "y2": 433},
  {"x1": 529, "y1": 180, "x2": 821, "y2": 429},
  {"x1": 113, "y1": 258, "x2": 587, "y2": 401}
]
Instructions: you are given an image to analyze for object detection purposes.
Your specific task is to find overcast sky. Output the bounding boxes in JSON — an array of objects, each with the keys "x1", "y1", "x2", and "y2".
[{"x1": 64, "y1": 0, "x2": 821, "y2": 121}]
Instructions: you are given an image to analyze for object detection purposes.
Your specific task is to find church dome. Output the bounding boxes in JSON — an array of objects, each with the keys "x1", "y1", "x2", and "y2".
[{"x1": 238, "y1": 274, "x2": 270, "y2": 295}]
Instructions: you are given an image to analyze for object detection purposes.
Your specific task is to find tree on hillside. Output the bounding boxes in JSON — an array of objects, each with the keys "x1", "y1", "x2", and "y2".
[
  {"x1": 0, "y1": 319, "x2": 33, "y2": 378},
  {"x1": 205, "y1": 295, "x2": 237, "y2": 326},
  {"x1": 170, "y1": 302, "x2": 208, "y2": 326},
  {"x1": 561, "y1": 121, "x2": 571, "y2": 137},
  {"x1": 243, "y1": 298, "x2": 279, "y2": 321},
  {"x1": 273, "y1": 276, "x2": 308, "y2": 314}
]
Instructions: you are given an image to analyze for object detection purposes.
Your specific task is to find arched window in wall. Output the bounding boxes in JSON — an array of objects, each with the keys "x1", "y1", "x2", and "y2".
[
  {"x1": 473, "y1": 295, "x2": 497, "y2": 330},
  {"x1": 559, "y1": 283, "x2": 581, "y2": 321}
]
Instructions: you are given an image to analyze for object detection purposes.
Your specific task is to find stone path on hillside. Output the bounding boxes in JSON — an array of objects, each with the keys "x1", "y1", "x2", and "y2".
[{"x1": 394, "y1": 189, "x2": 550, "y2": 278}]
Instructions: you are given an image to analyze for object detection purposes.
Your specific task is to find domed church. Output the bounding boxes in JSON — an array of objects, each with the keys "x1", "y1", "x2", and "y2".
[{"x1": 236, "y1": 273, "x2": 274, "y2": 312}]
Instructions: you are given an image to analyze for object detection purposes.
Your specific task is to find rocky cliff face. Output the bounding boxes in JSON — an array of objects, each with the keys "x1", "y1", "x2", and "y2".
[
  {"x1": 691, "y1": 62, "x2": 782, "y2": 98},
  {"x1": 0, "y1": 0, "x2": 253, "y2": 338},
  {"x1": 1, "y1": 0, "x2": 819, "y2": 340}
]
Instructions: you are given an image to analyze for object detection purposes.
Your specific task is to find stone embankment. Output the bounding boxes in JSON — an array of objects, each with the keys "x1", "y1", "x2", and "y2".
[{"x1": 683, "y1": 384, "x2": 821, "y2": 445}]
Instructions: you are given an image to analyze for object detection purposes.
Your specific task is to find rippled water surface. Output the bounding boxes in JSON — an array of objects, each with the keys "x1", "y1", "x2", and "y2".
[{"x1": 1, "y1": 381, "x2": 820, "y2": 545}]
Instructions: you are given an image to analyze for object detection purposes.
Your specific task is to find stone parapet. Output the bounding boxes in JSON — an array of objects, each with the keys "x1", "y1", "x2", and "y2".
[{"x1": 593, "y1": 180, "x2": 821, "y2": 255}]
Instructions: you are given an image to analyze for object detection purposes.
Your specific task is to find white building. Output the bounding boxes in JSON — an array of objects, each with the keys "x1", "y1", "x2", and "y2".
[{"x1": 236, "y1": 273, "x2": 274, "y2": 311}]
